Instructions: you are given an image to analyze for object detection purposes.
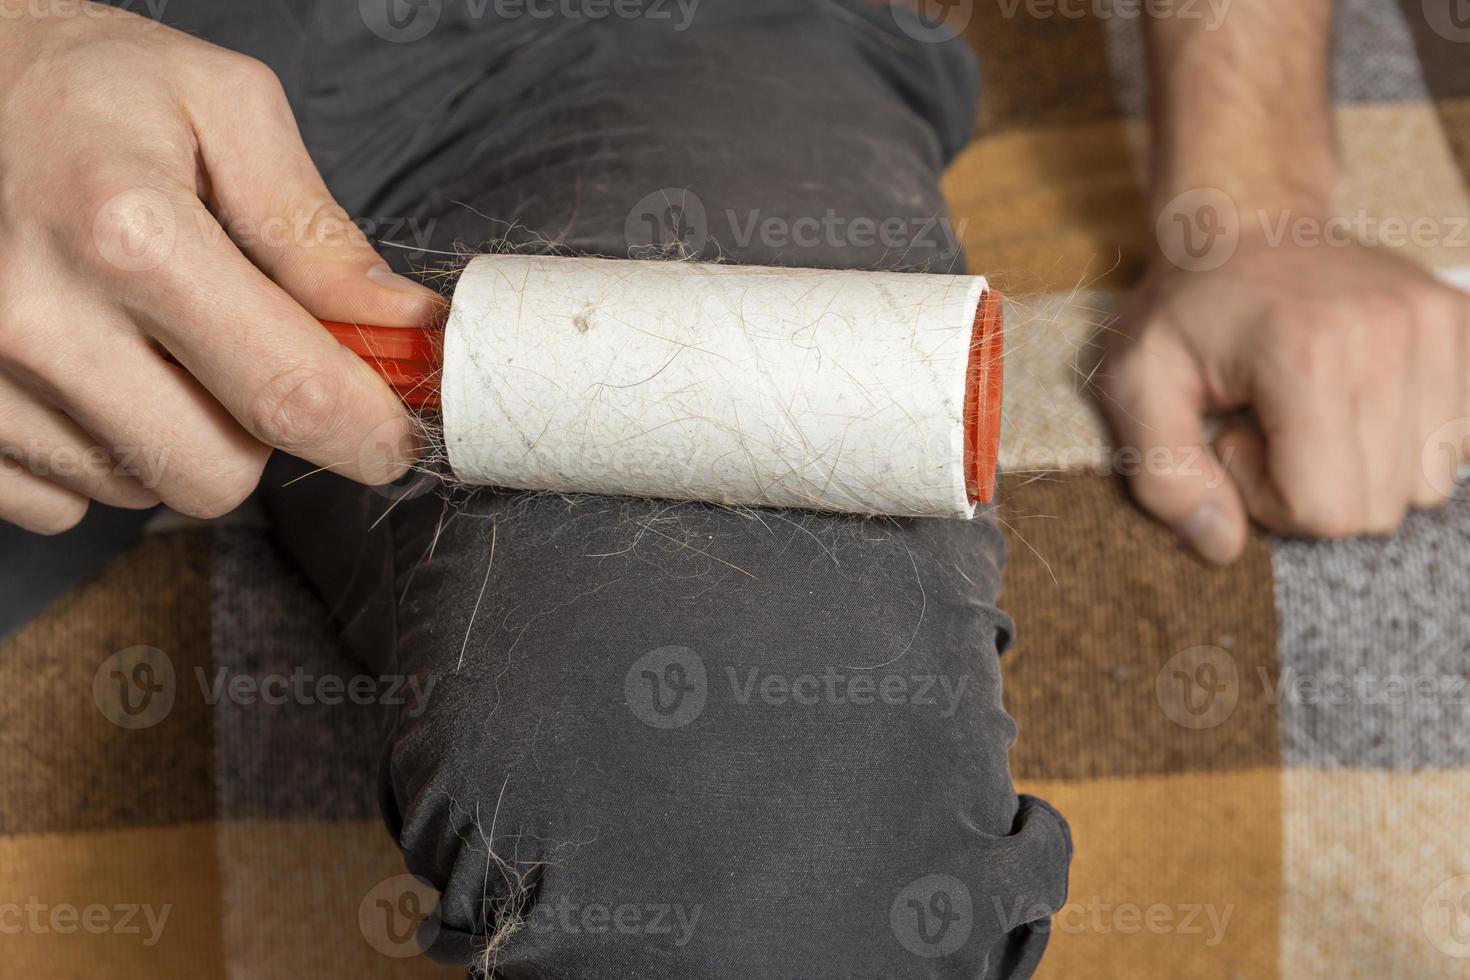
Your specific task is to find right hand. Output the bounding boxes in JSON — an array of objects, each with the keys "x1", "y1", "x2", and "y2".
[{"x1": 0, "y1": 1, "x2": 443, "y2": 534}]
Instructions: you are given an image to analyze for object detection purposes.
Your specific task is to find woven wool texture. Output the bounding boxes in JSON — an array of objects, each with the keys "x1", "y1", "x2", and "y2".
[{"x1": 3, "y1": 3, "x2": 1470, "y2": 977}]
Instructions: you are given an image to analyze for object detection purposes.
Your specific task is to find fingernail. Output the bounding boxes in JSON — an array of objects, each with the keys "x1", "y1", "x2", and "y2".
[
  {"x1": 1178, "y1": 500, "x2": 1238, "y2": 565},
  {"x1": 368, "y1": 263, "x2": 433, "y2": 295}
]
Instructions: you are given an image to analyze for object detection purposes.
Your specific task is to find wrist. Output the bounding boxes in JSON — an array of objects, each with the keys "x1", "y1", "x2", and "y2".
[
  {"x1": 1153, "y1": 143, "x2": 1338, "y2": 217},
  {"x1": 1148, "y1": 166, "x2": 1339, "y2": 275},
  {"x1": 1145, "y1": 0, "x2": 1337, "y2": 222}
]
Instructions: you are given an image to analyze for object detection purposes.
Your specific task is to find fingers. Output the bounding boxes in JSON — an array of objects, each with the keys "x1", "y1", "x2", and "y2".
[
  {"x1": 1100, "y1": 330, "x2": 1249, "y2": 564},
  {"x1": 116, "y1": 196, "x2": 415, "y2": 485},
  {"x1": 0, "y1": 372, "x2": 159, "y2": 510},
  {"x1": 1232, "y1": 348, "x2": 1369, "y2": 538},
  {"x1": 0, "y1": 24, "x2": 438, "y2": 533},
  {"x1": 0, "y1": 455, "x2": 89, "y2": 535},
  {"x1": 1411, "y1": 291, "x2": 1469, "y2": 511},
  {"x1": 1241, "y1": 285, "x2": 1469, "y2": 539},
  {"x1": 185, "y1": 54, "x2": 443, "y2": 329},
  {"x1": 4, "y1": 313, "x2": 271, "y2": 519}
]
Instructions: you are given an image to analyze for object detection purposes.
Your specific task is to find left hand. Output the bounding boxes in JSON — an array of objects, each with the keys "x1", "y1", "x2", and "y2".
[{"x1": 1099, "y1": 227, "x2": 1469, "y2": 564}]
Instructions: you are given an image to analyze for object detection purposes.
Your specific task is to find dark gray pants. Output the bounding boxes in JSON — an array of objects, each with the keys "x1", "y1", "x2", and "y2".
[{"x1": 156, "y1": 1, "x2": 1073, "y2": 975}]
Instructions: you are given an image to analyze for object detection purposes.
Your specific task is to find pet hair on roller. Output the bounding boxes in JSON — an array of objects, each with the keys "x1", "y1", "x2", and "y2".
[{"x1": 323, "y1": 255, "x2": 1003, "y2": 519}]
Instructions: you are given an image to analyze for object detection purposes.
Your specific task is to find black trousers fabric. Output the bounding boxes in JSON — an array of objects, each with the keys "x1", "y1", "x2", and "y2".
[{"x1": 123, "y1": 1, "x2": 1072, "y2": 975}]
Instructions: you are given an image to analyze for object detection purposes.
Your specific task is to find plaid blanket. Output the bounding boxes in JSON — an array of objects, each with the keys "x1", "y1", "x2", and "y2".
[{"x1": 4, "y1": 2, "x2": 1470, "y2": 976}]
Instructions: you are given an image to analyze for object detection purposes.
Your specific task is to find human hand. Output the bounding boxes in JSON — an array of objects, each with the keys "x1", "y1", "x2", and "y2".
[
  {"x1": 0, "y1": 1, "x2": 442, "y2": 533},
  {"x1": 1100, "y1": 228, "x2": 1467, "y2": 564}
]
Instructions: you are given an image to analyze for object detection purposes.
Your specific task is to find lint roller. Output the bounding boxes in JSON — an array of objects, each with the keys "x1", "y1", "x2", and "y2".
[{"x1": 324, "y1": 255, "x2": 1003, "y2": 519}]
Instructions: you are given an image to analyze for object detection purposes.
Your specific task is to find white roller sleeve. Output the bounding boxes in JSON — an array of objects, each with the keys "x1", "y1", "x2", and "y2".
[{"x1": 441, "y1": 255, "x2": 992, "y2": 518}]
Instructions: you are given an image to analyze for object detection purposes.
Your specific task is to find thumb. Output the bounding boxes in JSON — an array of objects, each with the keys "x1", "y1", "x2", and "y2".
[
  {"x1": 188, "y1": 59, "x2": 443, "y2": 329},
  {"x1": 1100, "y1": 336, "x2": 1249, "y2": 564}
]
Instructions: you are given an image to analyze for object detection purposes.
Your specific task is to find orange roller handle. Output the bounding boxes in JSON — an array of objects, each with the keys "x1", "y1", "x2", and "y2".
[
  {"x1": 323, "y1": 295, "x2": 1004, "y2": 505},
  {"x1": 320, "y1": 321, "x2": 442, "y2": 410},
  {"x1": 963, "y1": 289, "x2": 1004, "y2": 506}
]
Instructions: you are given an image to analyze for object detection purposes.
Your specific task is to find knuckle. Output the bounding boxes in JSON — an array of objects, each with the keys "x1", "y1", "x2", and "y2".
[
  {"x1": 77, "y1": 180, "x2": 183, "y2": 277},
  {"x1": 1358, "y1": 292, "x2": 1413, "y2": 331},
  {"x1": 245, "y1": 365, "x2": 347, "y2": 454},
  {"x1": 297, "y1": 198, "x2": 366, "y2": 252},
  {"x1": 226, "y1": 54, "x2": 288, "y2": 107},
  {"x1": 1273, "y1": 321, "x2": 1337, "y2": 378},
  {"x1": 73, "y1": 172, "x2": 149, "y2": 227}
]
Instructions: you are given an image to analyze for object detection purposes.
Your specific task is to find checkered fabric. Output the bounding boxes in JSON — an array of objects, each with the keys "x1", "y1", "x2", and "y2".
[{"x1": 3, "y1": 2, "x2": 1470, "y2": 976}]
